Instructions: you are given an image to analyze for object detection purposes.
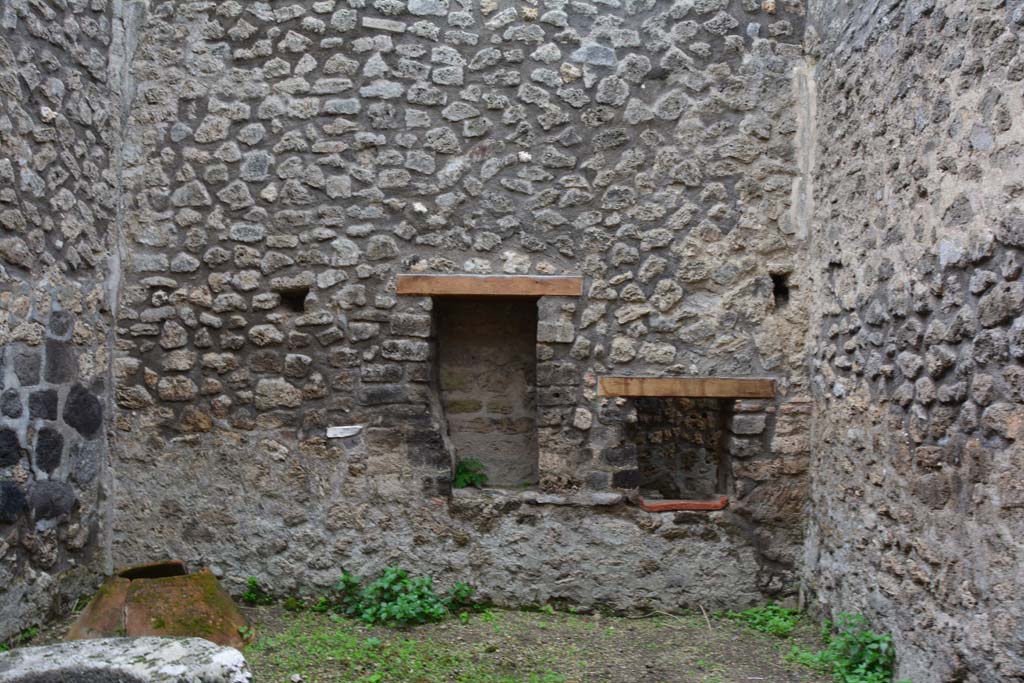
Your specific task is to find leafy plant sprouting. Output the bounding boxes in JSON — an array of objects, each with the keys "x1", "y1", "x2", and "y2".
[
  {"x1": 0, "y1": 626, "x2": 39, "y2": 652},
  {"x1": 324, "y1": 567, "x2": 476, "y2": 627},
  {"x1": 787, "y1": 613, "x2": 909, "y2": 683},
  {"x1": 727, "y1": 603, "x2": 801, "y2": 637},
  {"x1": 310, "y1": 595, "x2": 333, "y2": 613},
  {"x1": 334, "y1": 570, "x2": 363, "y2": 612},
  {"x1": 453, "y1": 458, "x2": 488, "y2": 488},
  {"x1": 445, "y1": 581, "x2": 475, "y2": 612},
  {"x1": 358, "y1": 568, "x2": 448, "y2": 626},
  {"x1": 282, "y1": 596, "x2": 305, "y2": 612},
  {"x1": 241, "y1": 576, "x2": 274, "y2": 606}
]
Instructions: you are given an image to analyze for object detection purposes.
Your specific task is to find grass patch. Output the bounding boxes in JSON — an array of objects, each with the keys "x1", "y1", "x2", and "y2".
[
  {"x1": 244, "y1": 606, "x2": 832, "y2": 683},
  {"x1": 246, "y1": 611, "x2": 565, "y2": 683}
]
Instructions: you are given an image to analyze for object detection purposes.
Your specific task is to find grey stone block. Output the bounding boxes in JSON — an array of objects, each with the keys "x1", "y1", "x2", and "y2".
[
  {"x1": 44, "y1": 339, "x2": 77, "y2": 384},
  {"x1": 28, "y1": 390, "x2": 57, "y2": 420},
  {"x1": 12, "y1": 352, "x2": 39, "y2": 387},
  {"x1": 0, "y1": 429, "x2": 22, "y2": 468},
  {"x1": 0, "y1": 637, "x2": 251, "y2": 682},
  {"x1": 0, "y1": 481, "x2": 26, "y2": 524},
  {"x1": 28, "y1": 480, "x2": 76, "y2": 519},
  {"x1": 34, "y1": 427, "x2": 63, "y2": 474},
  {"x1": 0, "y1": 390, "x2": 21, "y2": 419},
  {"x1": 63, "y1": 385, "x2": 103, "y2": 438}
]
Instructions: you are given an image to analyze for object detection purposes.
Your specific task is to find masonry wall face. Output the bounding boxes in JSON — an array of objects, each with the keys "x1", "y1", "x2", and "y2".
[
  {"x1": 108, "y1": 0, "x2": 814, "y2": 610},
  {"x1": 0, "y1": 0, "x2": 118, "y2": 639},
  {"x1": 805, "y1": 1, "x2": 1024, "y2": 680}
]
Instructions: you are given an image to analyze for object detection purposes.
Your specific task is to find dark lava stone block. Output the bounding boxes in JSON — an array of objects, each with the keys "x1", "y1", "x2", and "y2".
[
  {"x1": 48, "y1": 310, "x2": 74, "y2": 338},
  {"x1": 1, "y1": 389, "x2": 22, "y2": 418},
  {"x1": 63, "y1": 385, "x2": 103, "y2": 438},
  {"x1": 28, "y1": 389, "x2": 58, "y2": 420},
  {"x1": 44, "y1": 339, "x2": 78, "y2": 384},
  {"x1": 612, "y1": 468, "x2": 641, "y2": 489},
  {"x1": 35, "y1": 427, "x2": 64, "y2": 473},
  {"x1": 0, "y1": 428, "x2": 23, "y2": 467},
  {"x1": 0, "y1": 481, "x2": 26, "y2": 523},
  {"x1": 69, "y1": 440, "x2": 100, "y2": 486},
  {"x1": 13, "y1": 351, "x2": 40, "y2": 386},
  {"x1": 29, "y1": 480, "x2": 76, "y2": 519},
  {"x1": 603, "y1": 444, "x2": 637, "y2": 467}
]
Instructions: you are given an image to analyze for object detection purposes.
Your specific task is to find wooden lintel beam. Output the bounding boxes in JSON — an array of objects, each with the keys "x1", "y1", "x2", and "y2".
[
  {"x1": 598, "y1": 376, "x2": 776, "y2": 399},
  {"x1": 637, "y1": 495, "x2": 729, "y2": 512},
  {"x1": 396, "y1": 274, "x2": 583, "y2": 297}
]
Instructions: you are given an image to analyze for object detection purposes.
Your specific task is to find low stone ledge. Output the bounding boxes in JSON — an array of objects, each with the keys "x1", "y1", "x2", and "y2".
[
  {"x1": 0, "y1": 637, "x2": 251, "y2": 683},
  {"x1": 451, "y1": 488, "x2": 625, "y2": 507}
]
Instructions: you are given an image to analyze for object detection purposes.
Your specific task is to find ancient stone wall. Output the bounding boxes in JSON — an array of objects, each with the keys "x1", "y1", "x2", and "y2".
[
  {"x1": 0, "y1": 0, "x2": 120, "y2": 640},
  {"x1": 108, "y1": 0, "x2": 814, "y2": 609},
  {"x1": 805, "y1": 1, "x2": 1024, "y2": 680}
]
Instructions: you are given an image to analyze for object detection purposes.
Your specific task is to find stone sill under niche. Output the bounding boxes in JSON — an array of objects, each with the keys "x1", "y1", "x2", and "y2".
[
  {"x1": 450, "y1": 487, "x2": 625, "y2": 508},
  {"x1": 600, "y1": 375, "x2": 777, "y2": 513},
  {"x1": 448, "y1": 488, "x2": 731, "y2": 514}
]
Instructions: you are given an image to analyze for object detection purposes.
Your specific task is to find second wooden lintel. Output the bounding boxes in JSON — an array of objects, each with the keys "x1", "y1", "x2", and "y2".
[
  {"x1": 598, "y1": 376, "x2": 776, "y2": 399},
  {"x1": 396, "y1": 274, "x2": 583, "y2": 298}
]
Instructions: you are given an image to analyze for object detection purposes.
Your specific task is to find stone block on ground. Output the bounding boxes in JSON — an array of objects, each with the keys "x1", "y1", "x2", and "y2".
[{"x1": 0, "y1": 637, "x2": 251, "y2": 683}]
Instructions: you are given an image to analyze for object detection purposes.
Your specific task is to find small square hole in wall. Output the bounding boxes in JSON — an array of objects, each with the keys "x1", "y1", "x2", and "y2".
[
  {"x1": 771, "y1": 273, "x2": 790, "y2": 309},
  {"x1": 626, "y1": 398, "x2": 728, "y2": 500},
  {"x1": 279, "y1": 287, "x2": 309, "y2": 313},
  {"x1": 436, "y1": 299, "x2": 539, "y2": 488}
]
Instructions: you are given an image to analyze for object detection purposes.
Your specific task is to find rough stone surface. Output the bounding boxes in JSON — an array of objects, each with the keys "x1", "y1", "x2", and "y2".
[
  {"x1": 1, "y1": 0, "x2": 1020, "y2": 676},
  {"x1": 0, "y1": 637, "x2": 251, "y2": 683},
  {"x1": 0, "y1": 0, "x2": 117, "y2": 644},
  {"x1": 109, "y1": 0, "x2": 811, "y2": 617},
  {"x1": 805, "y1": 1, "x2": 1024, "y2": 680}
]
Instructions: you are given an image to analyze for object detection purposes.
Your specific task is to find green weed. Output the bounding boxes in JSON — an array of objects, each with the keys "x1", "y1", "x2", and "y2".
[
  {"x1": 453, "y1": 458, "x2": 488, "y2": 488},
  {"x1": 787, "y1": 613, "x2": 909, "y2": 683},
  {"x1": 0, "y1": 626, "x2": 39, "y2": 652},
  {"x1": 282, "y1": 596, "x2": 305, "y2": 612},
  {"x1": 242, "y1": 577, "x2": 274, "y2": 606},
  {"x1": 727, "y1": 603, "x2": 801, "y2": 637},
  {"x1": 320, "y1": 567, "x2": 476, "y2": 628}
]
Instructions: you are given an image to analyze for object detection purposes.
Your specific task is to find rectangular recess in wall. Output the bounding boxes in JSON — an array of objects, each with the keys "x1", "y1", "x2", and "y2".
[
  {"x1": 436, "y1": 299, "x2": 539, "y2": 488},
  {"x1": 397, "y1": 274, "x2": 583, "y2": 298},
  {"x1": 602, "y1": 377, "x2": 775, "y2": 513},
  {"x1": 629, "y1": 397, "x2": 730, "y2": 505},
  {"x1": 598, "y1": 377, "x2": 775, "y2": 399}
]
